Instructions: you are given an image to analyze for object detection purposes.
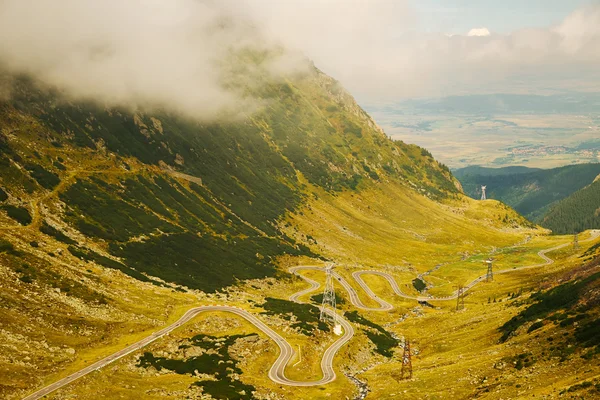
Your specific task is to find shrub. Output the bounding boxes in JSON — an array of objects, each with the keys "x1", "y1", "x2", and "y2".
[
  {"x1": 2, "y1": 205, "x2": 32, "y2": 225},
  {"x1": 40, "y1": 222, "x2": 77, "y2": 245},
  {"x1": 345, "y1": 311, "x2": 399, "y2": 357},
  {"x1": 138, "y1": 334, "x2": 255, "y2": 400},
  {"x1": 0, "y1": 239, "x2": 16, "y2": 253},
  {"x1": 412, "y1": 278, "x2": 426, "y2": 292},
  {"x1": 343, "y1": 120, "x2": 362, "y2": 138},
  {"x1": 260, "y1": 297, "x2": 328, "y2": 335},
  {"x1": 527, "y1": 321, "x2": 544, "y2": 333},
  {"x1": 24, "y1": 163, "x2": 60, "y2": 189}
]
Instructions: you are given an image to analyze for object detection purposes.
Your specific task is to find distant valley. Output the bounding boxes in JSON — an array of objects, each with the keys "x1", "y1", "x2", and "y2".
[{"x1": 366, "y1": 93, "x2": 600, "y2": 169}]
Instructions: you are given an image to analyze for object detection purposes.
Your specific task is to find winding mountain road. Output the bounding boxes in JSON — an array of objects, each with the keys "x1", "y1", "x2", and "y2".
[
  {"x1": 22, "y1": 230, "x2": 600, "y2": 399},
  {"x1": 23, "y1": 304, "x2": 354, "y2": 399},
  {"x1": 291, "y1": 230, "x2": 600, "y2": 307},
  {"x1": 289, "y1": 266, "x2": 393, "y2": 311}
]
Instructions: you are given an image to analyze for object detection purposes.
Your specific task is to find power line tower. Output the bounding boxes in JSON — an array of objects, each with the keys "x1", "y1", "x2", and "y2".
[
  {"x1": 400, "y1": 339, "x2": 413, "y2": 380},
  {"x1": 320, "y1": 264, "x2": 338, "y2": 327},
  {"x1": 456, "y1": 285, "x2": 465, "y2": 311},
  {"x1": 481, "y1": 185, "x2": 487, "y2": 200},
  {"x1": 574, "y1": 233, "x2": 579, "y2": 250},
  {"x1": 485, "y1": 258, "x2": 494, "y2": 282}
]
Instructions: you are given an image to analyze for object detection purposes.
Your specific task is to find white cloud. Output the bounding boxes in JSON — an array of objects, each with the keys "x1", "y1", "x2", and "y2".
[
  {"x1": 248, "y1": 2, "x2": 600, "y2": 100},
  {"x1": 467, "y1": 28, "x2": 491, "y2": 37},
  {"x1": 0, "y1": 0, "x2": 599, "y2": 112},
  {"x1": 0, "y1": 0, "x2": 309, "y2": 120}
]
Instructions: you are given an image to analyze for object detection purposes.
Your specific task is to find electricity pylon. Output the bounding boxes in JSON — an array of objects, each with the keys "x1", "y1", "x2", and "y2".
[
  {"x1": 401, "y1": 339, "x2": 413, "y2": 379},
  {"x1": 320, "y1": 264, "x2": 337, "y2": 327},
  {"x1": 456, "y1": 285, "x2": 465, "y2": 311},
  {"x1": 574, "y1": 234, "x2": 579, "y2": 250},
  {"x1": 481, "y1": 185, "x2": 487, "y2": 200},
  {"x1": 485, "y1": 258, "x2": 493, "y2": 282}
]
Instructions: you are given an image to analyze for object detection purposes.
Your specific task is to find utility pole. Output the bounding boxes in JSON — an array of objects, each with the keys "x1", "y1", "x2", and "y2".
[
  {"x1": 485, "y1": 258, "x2": 494, "y2": 282},
  {"x1": 574, "y1": 233, "x2": 579, "y2": 250},
  {"x1": 320, "y1": 264, "x2": 339, "y2": 329},
  {"x1": 400, "y1": 339, "x2": 413, "y2": 380},
  {"x1": 456, "y1": 285, "x2": 465, "y2": 311},
  {"x1": 481, "y1": 185, "x2": 487, "y2": 201}
]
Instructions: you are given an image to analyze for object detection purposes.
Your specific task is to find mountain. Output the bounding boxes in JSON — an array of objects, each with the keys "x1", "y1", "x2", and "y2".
[
  {"x1": 0, "y1": 66, "x2": 461, "y2": 294},
  {"x1": 541, "y1": 178, "x2": 600, "y2": 234},
  {"x1": 10, "y1": 51, "x2": 600, "y2": 399},
  {"x1": 455, "y1": 163, "x2": 600, "y2": 224},
  {"x1": 2, "y1": 61, "x2": 544, "y2": 399},
  {"x1": 491, "y1": 249, "x2": 600, "y2": 399}
]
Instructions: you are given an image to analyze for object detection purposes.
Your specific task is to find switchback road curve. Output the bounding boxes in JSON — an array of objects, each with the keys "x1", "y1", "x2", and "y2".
[
  {"x1": 291, "y1": 230, "x2": 600, "y2": 308},
  {"x1": 23, "y1": 306, "x2": 353, "y2": 398},
  {"x1": 23, "y1": 231, "x2": 599, "y2": 399}
]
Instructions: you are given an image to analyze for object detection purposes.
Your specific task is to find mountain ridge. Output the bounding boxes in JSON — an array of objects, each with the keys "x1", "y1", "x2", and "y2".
[
  {"x1": 541, "y1": 178, "x2": 600, "y2": 234},
  {"x1": 455, "y1": 163, "x2": 600, "y2": 226}
]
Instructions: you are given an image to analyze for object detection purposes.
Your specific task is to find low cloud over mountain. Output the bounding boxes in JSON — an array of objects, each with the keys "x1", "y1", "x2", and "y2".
[
  {"x1": 0, "y1": 0, "x2": 308, "y2": 120},
  {"x1": 1, "y1": 0, "x2": 599, "y2": 113}
]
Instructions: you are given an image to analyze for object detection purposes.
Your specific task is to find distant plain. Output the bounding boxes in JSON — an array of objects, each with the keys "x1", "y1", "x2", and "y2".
[{"x1": 367, "y1": 93, "x2": 600, "y2": 169}]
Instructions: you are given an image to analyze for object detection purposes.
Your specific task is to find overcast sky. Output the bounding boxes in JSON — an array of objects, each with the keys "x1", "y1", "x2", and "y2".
[{"x1": 1, "y1": 0, "x2": 599, "y2": 117}]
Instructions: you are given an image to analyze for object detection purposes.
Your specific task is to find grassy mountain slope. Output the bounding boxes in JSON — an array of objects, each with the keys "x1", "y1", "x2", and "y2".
[
  {"x1": 541, "y1": 178, "x2": 600, "y2": 234},
  {"x1": 499, "y1": 253, "x2": 600, "y2": 345},
  {"x1": 28, "y1": 231, "x2": 600, "y2": 400},
  {"x1": 284, "y1": 183, "x2": 534, "y2": 271},
  {"x1": 363, "y1": 233, "x2": 600, "y2": 399},
  {"x1": 0, "y1": 66, "x2": 460, "y2": 292},
  {"x1": 0, "y1": 63, "x2": 502, "y2": 398},
  {"x1": 0, "y1": 63, "x2": 553, "y2": 399},
  {"x1": 455, "y1": 163, "x2": 600, "y2": 223}
]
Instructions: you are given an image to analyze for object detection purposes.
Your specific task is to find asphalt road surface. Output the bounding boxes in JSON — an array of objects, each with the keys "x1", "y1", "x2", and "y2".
[{"x1": 23, "y1": 304, "x2": 353, "y2": 398}]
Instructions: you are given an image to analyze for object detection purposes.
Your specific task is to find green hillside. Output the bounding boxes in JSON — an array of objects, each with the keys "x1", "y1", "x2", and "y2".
[
  {"x1": 500, "y1": 252, "x2": 600, "y2": 360},
  {"x1": 0, "y1": 67, "x2": 458, "y2": 293},
  {"x1": 541, "y1": 179, "x2": 600, "y2": 234},
  {"x1": 4, "y1": 65, "x2": 600, "y2": 400},
  {"x1": 455, "y1": 164, "x2": 600, "y2": 223},
  {"x1": 2, "y1": 60, "x2": 542, "y2": 399}
]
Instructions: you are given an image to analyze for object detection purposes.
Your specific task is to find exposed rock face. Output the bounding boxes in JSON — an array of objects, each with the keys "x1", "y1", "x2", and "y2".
[{"x1": 150, "y1": 117, "x2": 164, "y2": 134}]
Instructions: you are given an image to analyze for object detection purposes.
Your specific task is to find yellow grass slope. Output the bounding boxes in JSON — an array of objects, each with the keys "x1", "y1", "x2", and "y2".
[{"x1": 285, "y1": 181, "x2": 539, "y2": 272}]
